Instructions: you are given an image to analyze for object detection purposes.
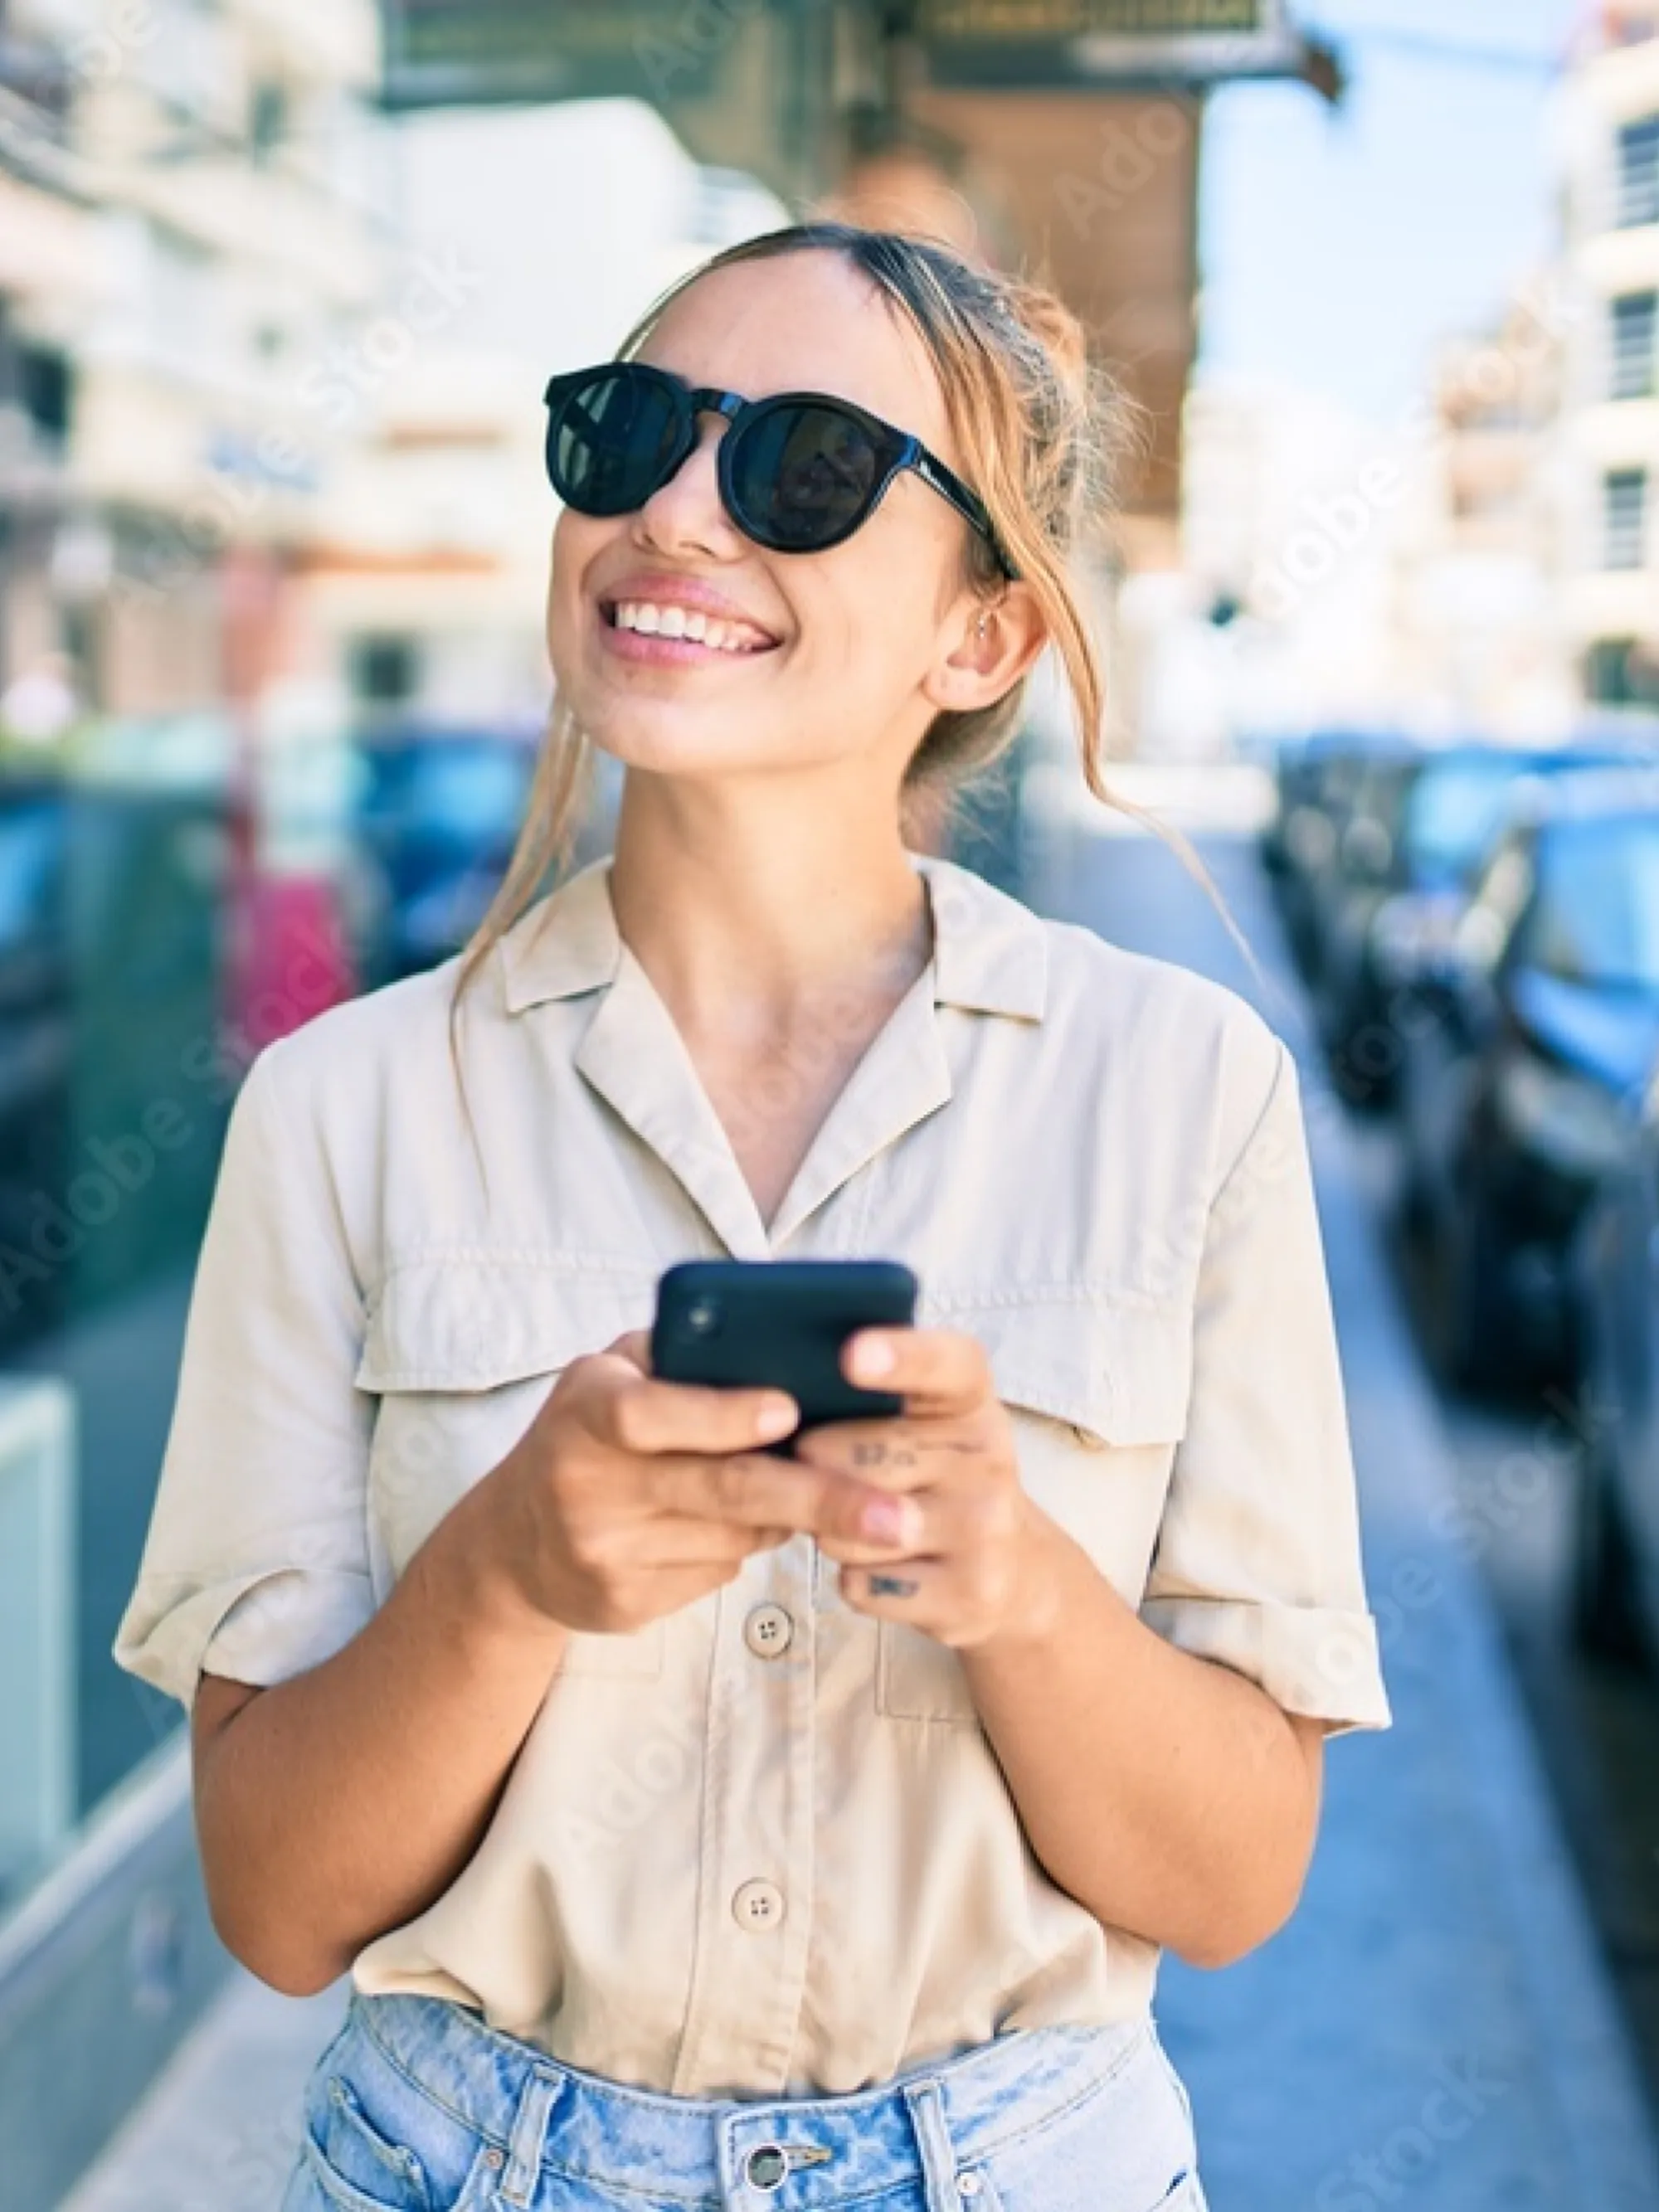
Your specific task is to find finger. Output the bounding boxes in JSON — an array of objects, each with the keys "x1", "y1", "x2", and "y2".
[
  {"x1": 837, "y1": 1557, "x2": 944, "y2": 1614},
  {"x1": 595, "y1": 1370, "x2": 800, "y2": 1457},
  {"x1": 651, "y1": 1451, "x2": 926, "y2": 1549},
  {"x1": 621, "y1": 1513, "x2": 795, "y2": 1567},
  {"x1": 792, "y1": 1418, "x2": 971, "y2": 1490},
  {"x1": 815, "y1": 1520, "x2": 931, "y2": 1569},
  {"x1": 608, "y1": 1327, "x2": 654, "y2": 1374},
  {"x1": 841, "y1": 1325, "x2": 991, "y2": 1417}
]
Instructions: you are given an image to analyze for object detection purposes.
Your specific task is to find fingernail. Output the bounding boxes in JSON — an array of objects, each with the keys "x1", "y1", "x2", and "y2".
[
  {"x1": 754, "y1": 1397, "x2": 797, "y2": 1440},
  {"x1": 864, "y1": 1497, "x2": 918, "y2": 1545},
  {"x1": 851, "y1": 1334, "x2": 894, "y2": 1379}
]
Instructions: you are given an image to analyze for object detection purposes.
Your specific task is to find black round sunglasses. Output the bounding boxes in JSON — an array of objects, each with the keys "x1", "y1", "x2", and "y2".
[{"x1": 542, "y1": 358, "x2": 1020, "y2": 581}]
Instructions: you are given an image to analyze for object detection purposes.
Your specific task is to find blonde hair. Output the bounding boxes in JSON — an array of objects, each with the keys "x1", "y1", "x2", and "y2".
[{"x1": 447, "y1": 221, "x2": 1262, "y2": 1138}]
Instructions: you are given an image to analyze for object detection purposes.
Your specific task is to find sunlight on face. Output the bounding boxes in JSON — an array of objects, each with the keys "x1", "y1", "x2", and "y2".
[{"x1": 544, "y1": 250, "x2": 985, "y2": 790}]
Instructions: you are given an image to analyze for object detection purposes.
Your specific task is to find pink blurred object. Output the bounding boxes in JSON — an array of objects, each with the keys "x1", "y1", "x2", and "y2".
[{"x1": 230, "y1": 872, "x2": 358, "y2": 1053}]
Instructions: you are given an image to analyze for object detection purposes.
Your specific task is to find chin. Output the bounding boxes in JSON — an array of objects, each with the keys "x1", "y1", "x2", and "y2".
[{"x1": 583, "y1": 713, "x2": 771, "y2": 778}]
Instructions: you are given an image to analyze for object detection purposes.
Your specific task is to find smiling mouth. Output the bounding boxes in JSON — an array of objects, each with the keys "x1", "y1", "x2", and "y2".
[{"x1": 598, "y1": 598, "x2": 781, "y2": 654}]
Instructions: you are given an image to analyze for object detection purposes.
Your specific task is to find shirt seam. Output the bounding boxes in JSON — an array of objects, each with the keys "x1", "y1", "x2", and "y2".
[{"x1": 1202, "y1": 1031, "x2": 1292, "y2": 1228}]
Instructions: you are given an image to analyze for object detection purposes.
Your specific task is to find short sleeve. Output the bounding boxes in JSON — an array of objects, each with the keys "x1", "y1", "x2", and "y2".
[
  {"x1": 111, "y1": 1037, "x2": 377, "y2": 1719},
  {"x1": 1138, "y1": 1033, "x2": 1392, "y2": 1736}
]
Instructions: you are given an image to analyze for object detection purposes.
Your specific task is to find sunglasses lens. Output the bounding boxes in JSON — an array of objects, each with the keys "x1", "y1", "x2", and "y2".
[
  {"x1": 730, "y1": 402, "x2": 883, "y2": 552},
  {"x1": 547, "y1": 368, "x2": 680, "y2": 515}
]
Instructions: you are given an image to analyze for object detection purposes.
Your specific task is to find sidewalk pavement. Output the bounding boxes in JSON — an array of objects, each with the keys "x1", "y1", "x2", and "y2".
[{"x1": 61, "y1": 803, "x2": 1659, "y2": 2211}]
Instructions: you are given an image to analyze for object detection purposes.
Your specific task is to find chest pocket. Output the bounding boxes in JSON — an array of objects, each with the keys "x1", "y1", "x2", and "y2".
[
  {"x1": 875, "y1": 1296, "x2": 1194, "y2": 1724},
  {"x1": 356, "y1": 1255, "x2": 667, "y2": 1680}
]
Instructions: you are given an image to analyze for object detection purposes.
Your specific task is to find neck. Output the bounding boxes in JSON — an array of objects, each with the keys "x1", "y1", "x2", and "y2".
[{"x1": 604, "y1": 774, "x2": 935, "y2": 1043}]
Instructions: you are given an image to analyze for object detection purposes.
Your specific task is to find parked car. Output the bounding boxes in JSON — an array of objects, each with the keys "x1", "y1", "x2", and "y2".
[
  {"x1": 0, "y1": 778, "x2": 71, "y2": 1355},
  {"x1": 1571, "y1": 1091, "x2": 1659, "y2": 1665},
  {"x1": 1307, "y1": 741, "x2": 1472, "y2": 1106},
  {"x1": 1389, "y1": 751, "x2": 1659, "y2": 1238},
  {"x1": 350, "y1": 726, "x2": 543, "y2": 987},
  {"x1": 1394, "y1": 768, "x2": 1659, "y2": 1393},
  {"x1": 1265, "y1": 729, "x2": 1420, "y2": 984},
  {"x1": 1319, "y1": 740, "x2": 1658, "y2": 1108}
]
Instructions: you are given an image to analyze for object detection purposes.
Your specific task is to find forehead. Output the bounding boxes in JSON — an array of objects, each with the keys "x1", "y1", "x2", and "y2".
[{"x1": 635, "y1": 250, "x2": 958, "y2": 464}]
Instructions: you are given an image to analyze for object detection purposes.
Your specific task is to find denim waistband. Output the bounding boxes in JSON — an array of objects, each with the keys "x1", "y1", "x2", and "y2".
[{"x1": 332, "y1": 1988, "x2": 1155, "y2": 2210}]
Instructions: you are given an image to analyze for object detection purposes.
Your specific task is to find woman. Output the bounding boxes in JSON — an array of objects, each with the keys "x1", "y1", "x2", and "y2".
[{"x1": 114, "y1": 221, "x2": 1391, "y2": 2212}]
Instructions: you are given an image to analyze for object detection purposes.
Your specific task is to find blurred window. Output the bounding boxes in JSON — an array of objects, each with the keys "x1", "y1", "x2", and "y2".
[
  {"x1": 18, "y1": 345, "x2": 71, "y2": 444},
  {"x1": 249, "y1": 80, "x2": 289, "y2": 167},
  {"x1": 353, "y1": 634, "x2": 419, "y2": 705},
  {"x1": 1618, "y1": 114, "x2": 1659, "y2": 227},
  {"x1": 1603, "y1": 469, "x2": 1649, "y2": 569},
  {"x1": 399, "y1": 743, "x2": 530, "y2": 839},
  {"x1": 1530, "y1": 816, "x2": 1659, "y2": 988},
  {"x1": 1611, "y1": 290, "x2": 1657, "y2": 399},
  {"x1": 1586, "y1": 637, "x2": 1659, "y2": 706},
  {"x1": 1404, "y1": 756, "x2": 1530, "y2": 882}
]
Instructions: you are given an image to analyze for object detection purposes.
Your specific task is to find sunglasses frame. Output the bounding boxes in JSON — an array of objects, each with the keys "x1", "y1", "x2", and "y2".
[{"x1": 542, "y1": 359, "x2": 1021, "y2": 582}]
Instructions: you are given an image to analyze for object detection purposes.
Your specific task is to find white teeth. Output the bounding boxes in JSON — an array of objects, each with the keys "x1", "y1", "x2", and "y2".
[{"x1": 612, "y1": 600, "x2": 771, "y2": 651}]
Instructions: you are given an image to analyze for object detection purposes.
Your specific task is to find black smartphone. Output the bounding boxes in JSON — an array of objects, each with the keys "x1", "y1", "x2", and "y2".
[{"x1": 650, "y1": 1258, "x2": 920, "y2": 1454}]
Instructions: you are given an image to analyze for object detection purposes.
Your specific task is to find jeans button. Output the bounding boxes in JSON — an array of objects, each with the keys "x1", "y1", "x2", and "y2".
[{"x1": 746, "y1": 2142, "x2": 789, "y2": 2190}]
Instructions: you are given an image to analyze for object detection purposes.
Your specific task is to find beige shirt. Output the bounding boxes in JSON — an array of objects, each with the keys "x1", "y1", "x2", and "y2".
[{"x1": 113, "y1": 848, "x2": 1391, "y2": 2099}]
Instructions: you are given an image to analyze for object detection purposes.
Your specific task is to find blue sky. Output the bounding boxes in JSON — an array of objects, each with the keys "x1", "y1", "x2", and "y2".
[{"x1": 1196, "y1": 0, "x2": 1581, "y2": 416}]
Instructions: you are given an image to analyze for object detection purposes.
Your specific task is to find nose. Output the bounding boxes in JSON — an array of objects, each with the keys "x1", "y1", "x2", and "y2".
[{"x1": 632, "y1": 409, "x2": 740, "y2": 559}]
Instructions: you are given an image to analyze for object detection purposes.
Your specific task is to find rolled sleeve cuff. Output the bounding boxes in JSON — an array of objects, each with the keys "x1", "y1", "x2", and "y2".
[
  {"x1": 1139, "y1": 1594, "x2": 1394, "y2": 1735},
  {"x1": 112, "y1": 1565, "x2": 377, "y2": 1718}
]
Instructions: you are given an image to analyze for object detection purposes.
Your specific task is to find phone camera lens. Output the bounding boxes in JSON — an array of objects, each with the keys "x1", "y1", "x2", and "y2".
[{"x1": 685, "y1": 1297, "x2": 721, "y2": 1335}]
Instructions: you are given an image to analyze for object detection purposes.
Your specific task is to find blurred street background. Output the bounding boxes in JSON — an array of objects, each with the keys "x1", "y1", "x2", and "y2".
[{"x1": 4, "y1": 1, "x2": 1659, "y2": 2206}]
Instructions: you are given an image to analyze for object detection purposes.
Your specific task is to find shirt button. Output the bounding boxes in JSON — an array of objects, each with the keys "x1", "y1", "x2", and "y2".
[
  {"x1": 957, "y1": 2175, "x2": 983, "y2": 2198},
  {"x1": 732, "y1": 1879, "x2": 786, "y2": 1930},
  {"x1": 744, "y1": 1603, "x2": 794, "y2": 1658}
]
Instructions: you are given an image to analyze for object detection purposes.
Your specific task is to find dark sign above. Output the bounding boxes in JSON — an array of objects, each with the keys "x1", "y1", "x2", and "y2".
[
  {"x1": 915, "y1": 0, "x2": 1297, "y2": 87},
  {"x1": 379, "y1": 0, "x2": 1302, "y2": 111},
  {"x1": 918, "y1": 0, "x2": 1267, "y2": 29},
  {"x1": 380, "y1": 0, "x2": 732, "y2": 110}
]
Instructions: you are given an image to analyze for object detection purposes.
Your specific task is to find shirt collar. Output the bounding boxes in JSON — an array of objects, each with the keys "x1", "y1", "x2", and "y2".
[{"x1": 495, "y1": 848, "x2": 1048, "y2": 1021}]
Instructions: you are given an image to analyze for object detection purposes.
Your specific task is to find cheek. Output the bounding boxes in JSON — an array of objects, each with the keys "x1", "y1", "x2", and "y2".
[{"x1": 546, "y1": 514, "x2": 611, "y2": 649}]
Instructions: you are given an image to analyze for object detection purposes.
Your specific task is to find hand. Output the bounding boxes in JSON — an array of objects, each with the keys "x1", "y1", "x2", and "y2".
[
  {"x1": 475, "y1": 1329, "x2": 940, "y2": 1640},
  {"x1": 795, "y1": 1325, "x2": 1054, "y2": 1652}
]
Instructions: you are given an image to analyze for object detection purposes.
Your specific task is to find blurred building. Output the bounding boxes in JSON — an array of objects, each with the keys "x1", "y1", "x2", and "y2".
[
  {"x1": 1166, "y1": 374, "x2": 1417, "y2": 751},
  {"x1": 1555, "y1": 0, "x2": 1659, "y2": 713},
  {"x1": 0, "y1": 2, "x2": 103, "y2": 708},
  {"x1": 1383, "y1": 286, "x2": 1578, "y2": 740},
  {"x1": 0, "y1": 0, "x2": 394, "y2": 727}
]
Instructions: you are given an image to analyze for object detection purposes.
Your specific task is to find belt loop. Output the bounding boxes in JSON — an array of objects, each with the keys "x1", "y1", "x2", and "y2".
[
  {"x1": 902, "y1": 2076, "x2": 961, "y2": 2212},
  {"x1": 497, "y1": 2064, "x2": 562, "y2": 2208}
]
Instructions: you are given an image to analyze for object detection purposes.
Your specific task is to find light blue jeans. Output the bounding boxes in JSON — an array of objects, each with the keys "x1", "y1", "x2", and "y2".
[{"x1": 280, "y1": 1987, "x2": 1209, "y2": 2212}]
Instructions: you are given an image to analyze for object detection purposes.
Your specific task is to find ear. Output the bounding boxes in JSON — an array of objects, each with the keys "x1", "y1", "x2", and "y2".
[{"x1": 921, "y1": 585, "x2": 1049, "y2": 717}]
